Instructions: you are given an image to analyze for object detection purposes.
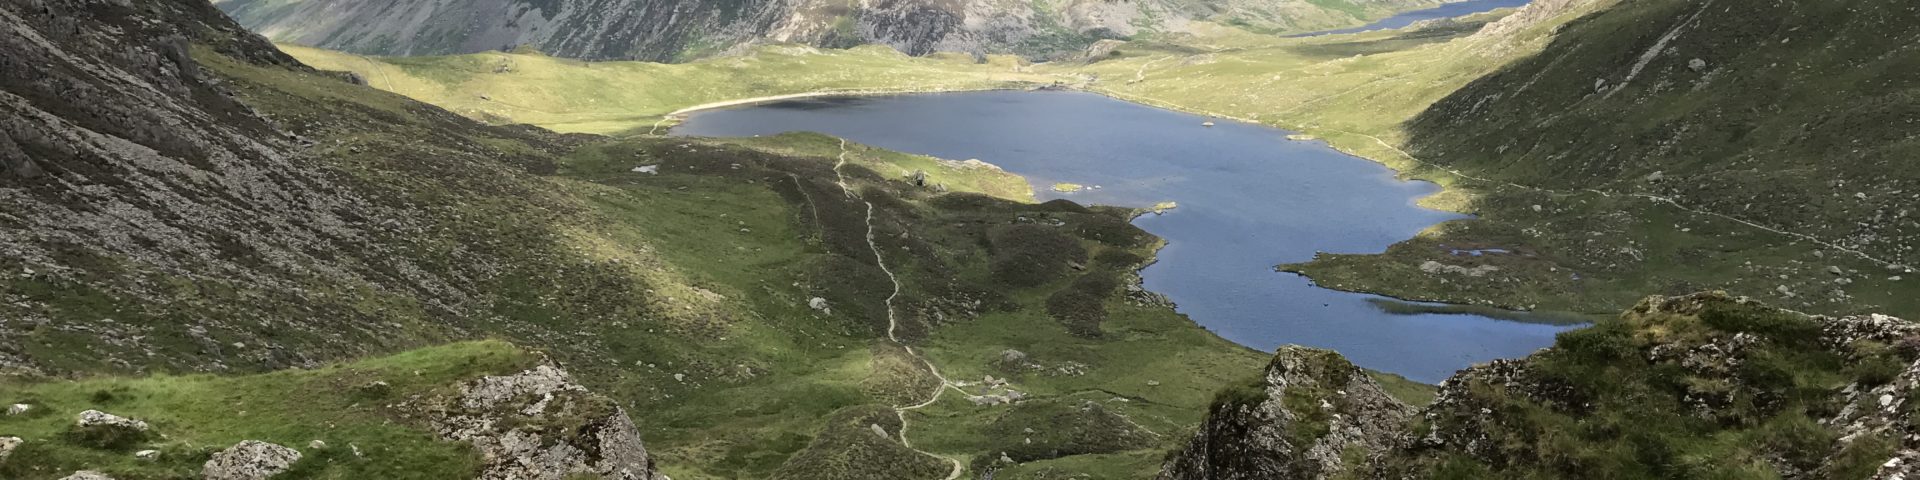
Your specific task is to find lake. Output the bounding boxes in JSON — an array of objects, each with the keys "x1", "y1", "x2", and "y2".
[
  {"x1": 1294, "y1": 0, "x2": 1533, "y2": 37},
  {"x1": 672, "y1": 91, "x2": 1577, "y2": 383}
]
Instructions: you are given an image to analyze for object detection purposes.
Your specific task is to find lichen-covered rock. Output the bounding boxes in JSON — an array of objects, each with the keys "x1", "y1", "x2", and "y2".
[
  {"x1": 203, "y1": 440, "x2": 302, "y2": 480},
  {"x1": 58, "y1": 471, "x2": 114, "y2": 480},
  {"x1": 75, "y1": 410, "x2": 150, "y2": 432},
  {"x1": 0, "y1": 435, "x2": 21, "y2": 462},
  {"x1": 71, "y1": 409, "x2": 153, "y2": 448},
  {"x1": 434, "y1": 364, "x2": 662, "y2": 480},
  {"x1": 1159, "y1": 346, "x2": 1412, "y2": 480}
]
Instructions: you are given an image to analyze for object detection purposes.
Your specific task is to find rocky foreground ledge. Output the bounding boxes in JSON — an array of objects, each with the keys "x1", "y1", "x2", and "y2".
[{"x1": 1162, "y1": 292, "x2": 1920, "y2": 479}]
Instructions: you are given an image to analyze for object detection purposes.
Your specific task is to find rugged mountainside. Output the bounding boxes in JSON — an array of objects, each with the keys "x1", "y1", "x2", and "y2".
[
  {"x1": 213, "y1": 0, "x2": 1444, "y2": 61},
  {"x1": 0, "y1": 0, "x2": 1273, "y2": 478},
  {"x1": 1431, "y1": 0, "x2": 1916, "y2": 302},
  {"x1": 1166, "y1": 293, "x2": 1920, "y2": 479},
  {"x1": 1273, "y1": 0, "x2": 1918, "y2": 319}
]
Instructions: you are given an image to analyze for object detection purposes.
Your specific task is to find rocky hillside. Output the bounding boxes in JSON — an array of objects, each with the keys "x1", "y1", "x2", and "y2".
[
  {"x1": 0, "y1": 0, "x2": 1277, "y2": 477},
  {"x1": 213, "y1": 0, "x2": 1445, "y2": 61},
  {"x1": 1164, "y1": 292, "x2": 1920, "y2": 479},
  {"x1": 1412, "y1": 0, "x2": 1920, "y2": 268}
]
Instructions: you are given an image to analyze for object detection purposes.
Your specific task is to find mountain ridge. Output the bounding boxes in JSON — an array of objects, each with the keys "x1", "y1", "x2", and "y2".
[{"x1": 213, "y1": 0, "x2": 1447, "y2": 62}]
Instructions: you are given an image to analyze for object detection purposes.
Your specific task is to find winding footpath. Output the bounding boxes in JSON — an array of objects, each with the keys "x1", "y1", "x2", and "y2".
[{"x1": 830, "y1": 139, "x2": 967, "y2": 480}]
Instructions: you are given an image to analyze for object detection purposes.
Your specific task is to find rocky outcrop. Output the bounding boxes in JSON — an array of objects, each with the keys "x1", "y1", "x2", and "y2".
[
  {"x1": 202, "y1": 440, "x2": 303, "y2": 480},
  {"x1": 213, "y1": 0, "x2": 1445, "y2": 62},
  {"x1": 1171, "y1": 293, "x2": 1920, "y2": 478},
  {"x1": 432, "y1": 365, "x2": 663, "y2": 480},
  {"x1": 1159, "y1": 346, "x2": 1413, "y2": 480}
]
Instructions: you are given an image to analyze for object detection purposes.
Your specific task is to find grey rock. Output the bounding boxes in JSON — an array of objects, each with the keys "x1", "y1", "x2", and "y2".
[
  {"x1": 0, "y1": 436, "x2": 20, "y2": 463},
  {"x1": 59, "y1": 471, "x2": 115, "y2": 480},
  {"x1": 1159, "y1": 346, "x2": 1412, "y2": 480},
  {"x1": 5, "y1": 403, "x2": 28, "y2": 415},
  {"x1": 1688, "y1": 58, "x2": 1707, "y2": 71},
  {"x1": 434, "y1": 365, "x2": 663, "y2": 480},
  {"x1": 203, "y1": 440, "x2": 302, "y2": 480},
  {"x1": 76, "y1": 410, "x2": 150, "y2": 432},
  {"x1": 135, "y1": 449, "x2": 160, "y2": 461}
]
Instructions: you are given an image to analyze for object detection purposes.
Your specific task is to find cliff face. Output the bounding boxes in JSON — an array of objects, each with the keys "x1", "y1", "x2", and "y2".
[
  {"x1": 212, "y1": 0, "x2": 1445, "y2": 62},
  {"x1": 1165, "y1": 293, "x2": 1920, "y2": 478}
]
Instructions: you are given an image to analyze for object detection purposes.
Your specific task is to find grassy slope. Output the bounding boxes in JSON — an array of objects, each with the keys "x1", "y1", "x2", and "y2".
[
  {"x1": 1380, "y1": 293, "x2": 1904, "y2": 479},
  {"x1": 1, "y1": 341, "x2": 537, "y2": 479},
  {"x1": 1070, "y1": 1, "x2": 1919, "y2": 317},
  {"x1": 282, "y1": 43, "x2": 1065, "y2": 135},
  {"x1": 0, "y1": 38, "x2": 1314, "y2": 480}
]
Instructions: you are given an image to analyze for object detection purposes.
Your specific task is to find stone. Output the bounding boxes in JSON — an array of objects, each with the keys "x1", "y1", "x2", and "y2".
[
  {"x1": 76, "y1": 410, "x2": 150, "y2": 432},
  {"x1": 59, "y1": 472, "x2": 114, "y2": 480},
  {"x1": 434, "y1": 365, "x2": 663, "y2": 480},
  {"x1": 0, "y1": 436, "x2": 20, "y2": 462},
  {"x1": 630, "y1": 165, "x2": 659, "y2": 175},
  {"x1": 1829, "y1": 266, "x2": 1844, "y2": 275},
  {"x1": 808, "y1": 297, "x2": 831, "y2": 314},
  {"x1": 135, "y1": 449, "x2": 160, "y2": 461},
  {"x1": 1688, "y1": 58, "x2": 1707, "y2": 71},
  {"x1": 5, "y1": 403, "x2": 28, "y2": 415},
  {"x1": 203, "y1": 440, "x2": 302, "y2": 480},
  {"x1": 870, "y1": 423, "x2": 889, "y2": 439},
  {"x1": 308, "y1": 440, "x2": 328, "y2": 450}
]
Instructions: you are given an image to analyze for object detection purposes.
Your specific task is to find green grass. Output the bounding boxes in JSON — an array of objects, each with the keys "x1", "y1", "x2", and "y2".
[
  {"x1": 281, "y1": 44, "x2": 1066, "y2": 135},
  {"x1": 1378, "y1": 294, "x2": 1892, "y2": 478},
  {"x1": 0, "y1": 341, "x2": 536, "y2": 479},
  {"x1": 173, "y1": 43, "x2": 1292, "y2": 479}
]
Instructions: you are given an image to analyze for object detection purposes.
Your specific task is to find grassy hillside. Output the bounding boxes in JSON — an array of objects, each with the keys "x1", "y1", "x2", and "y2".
[
  {"x1": 282, "y1": 43, "x2": 1066, "y2": 134},
  {"x1": 0, "y1": 4, "x2": 1299, "y2": 477},
  {"x1": 1051, "y1": 0, "x2": 1918, "y2": 318},
  {"x1": 1, "y1": 341, "x2": 539, "y2": 479}
]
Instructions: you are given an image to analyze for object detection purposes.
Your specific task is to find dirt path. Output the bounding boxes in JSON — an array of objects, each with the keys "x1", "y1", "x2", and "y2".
[{"x1": 830, "y1": 139, "x2": 966, "y2": 480}]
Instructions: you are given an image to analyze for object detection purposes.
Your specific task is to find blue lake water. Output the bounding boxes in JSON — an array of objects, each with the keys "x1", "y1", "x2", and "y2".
[
  {"x1": 1295, "y1": 0, "x2": 1532, "y2": 37},
  {"x1": 672, "y1": 91, "x2": 1577, "y2": 383}
]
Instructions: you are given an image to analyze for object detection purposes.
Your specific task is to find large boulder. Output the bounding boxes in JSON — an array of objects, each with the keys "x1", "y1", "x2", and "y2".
[
  {"x1": 1159, "y1": 346, "x2": 1413, "y2": 480},
  {"x1": 70, "y1": 410, "x2": 152, "y2": 449},
  {"x1": 202, "y1": 440, "x2": 303, "y2": 480},
  {"x1": 434, "y1": 364, "x2": 663, "y2": 480}
]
